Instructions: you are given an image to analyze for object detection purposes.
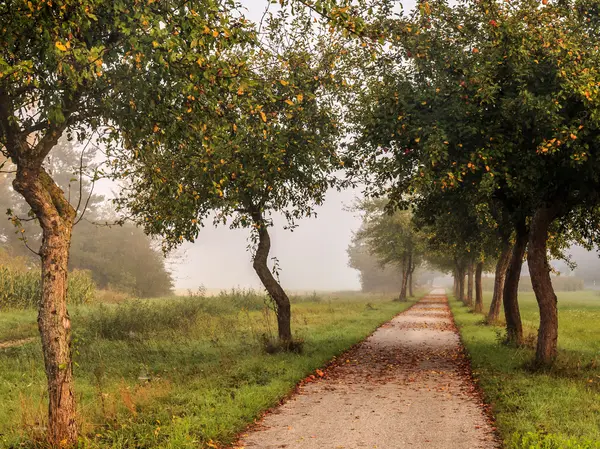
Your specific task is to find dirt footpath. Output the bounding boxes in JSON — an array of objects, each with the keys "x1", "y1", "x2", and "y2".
[
  {"x1": 236, "y1": 289, "x2": 498, "y2": 449},
  {"x1": 0, "y1": 337, "x2": 35, "y2": 349}
]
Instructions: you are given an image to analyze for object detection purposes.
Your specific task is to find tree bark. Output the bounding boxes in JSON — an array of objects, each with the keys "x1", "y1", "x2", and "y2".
[
  {"x1": 503, "y1": 226, "x2": 527, "y2": 346},
  {"x1": 458, "y1": 267, "x2": 465, "y2": 304},
  {"x1": 487, "y1": 240, "x2": 512, "y2": 322},
  {"x1": 250, "y1": 210, "x2": 292, "y2": 343},
  {"x1": 475, "y1": 261, "x2": 484, "y2": 313},
  {"x1": 467, "y1": 263, "x2": 474, "y2": 307},
  {"x1": 13, "y1": 167, "x2": 78, "y2": 447},
  {"x1": 397, "y1": 253, "x2": 409, "y2": 301},
  {"x1": 453, "y1": 273, "x2": 458, "y2": 298},
  {"x1": 528, "y1": 205, "x2": 561, "y2": 366},
  {"x1": 408, "y1": 252, "x2": 415, "y2": 297}
]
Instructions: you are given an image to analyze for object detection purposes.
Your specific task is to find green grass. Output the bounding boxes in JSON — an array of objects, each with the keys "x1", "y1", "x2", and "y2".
[
  {"x1": 0, "y1": 309, "x2": 38, "y2": 342},
  {"x1": 451, "y1": 291, "x2": 600, "y2": 449},
  {"x1": 0, "y1": 290, "x2": 421, "y2": 448}
]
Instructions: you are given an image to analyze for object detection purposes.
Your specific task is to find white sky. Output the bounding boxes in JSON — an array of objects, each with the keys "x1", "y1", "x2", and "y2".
[{"x1": 173, "y1": 188, "x2": 363, "y2": 291}]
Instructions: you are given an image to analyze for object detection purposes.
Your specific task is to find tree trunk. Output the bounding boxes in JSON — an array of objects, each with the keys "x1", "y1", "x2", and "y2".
[
  {"x1": 487, "y1": 240, "x2": 512, "y2": 322},
  {"x1": 467, "y1": 263, "x2": 474, "y2": 307},
  {"x1": 503, "y1": 226, "x2": 527, "y2": 346},
  {"x1": 397, "y1": 253, "x2": 409, "y2": 301},
  {"x1": 458, "y1": 267, "x2": 465, "y2": 303},
  {"x1": 408, "y1": 252, "x2": 415, "y2": 297},
  {"x1": 453, "y1": 273, "x2": 458, "y2": 298},
  {"x1": 13, "y1": 167, "x2": 78, "y2": 447},
  {"x1": 475, "y1": 261, "x2": 484, "y2": 313},
  {"x1": 250, "y1": 211, "x2": 292, "y2": 343},
  {"x1": 528, "y1": 205, "x2": 561, "y2": 366}
]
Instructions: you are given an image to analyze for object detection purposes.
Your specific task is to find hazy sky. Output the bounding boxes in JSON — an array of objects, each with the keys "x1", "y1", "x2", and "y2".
[{"x1": 173, "y1": 188, "x2": 363, "y2": 291}]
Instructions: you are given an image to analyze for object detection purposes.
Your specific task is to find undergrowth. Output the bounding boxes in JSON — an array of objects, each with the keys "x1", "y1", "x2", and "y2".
[{"x1": 0, "y1": 290, "x2": 420, "y2": 448}]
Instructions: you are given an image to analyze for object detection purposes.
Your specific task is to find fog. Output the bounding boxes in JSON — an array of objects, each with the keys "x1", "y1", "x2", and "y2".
[{"x1": 173, "y1": 188, "x2": 363, "y2": 291}]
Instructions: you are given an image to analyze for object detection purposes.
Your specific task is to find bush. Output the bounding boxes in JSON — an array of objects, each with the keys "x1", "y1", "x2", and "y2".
[
  {"x1": 0, "y1": 265, "x2": 95, "y2": 309},
  {"x1": 80, "y1": 290, "x2": 276, "y2": 340},
  {"x1": 82, "y1": 298, "x2": 207, "y2": 340},
  {"x1": 218, "y1": 288, "x2": 270, "y2": 312}
]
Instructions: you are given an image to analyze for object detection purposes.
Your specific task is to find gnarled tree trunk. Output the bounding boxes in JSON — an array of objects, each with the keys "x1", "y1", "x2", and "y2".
[
  {"x1": 250, "y1": 210, "x2": 292, "y2": 343},
  {"x1": 475, "y1": 261, "x2": 484, "y2": 313},
  {"x1": 13, "y1": 167, "x2": 78, "y2": 447},
  {"x1": 528, "y1": 205, "x2": 561, "y2": 366},
  {"x1": 503, "y1": 225, "x2": 527, "y2": 346},
  {"x1": 466, "y1": 263, "x2": 474, "y2": 307},
  {"x1": 487, "y1": 240, "x2": 512, "y2": 323}
]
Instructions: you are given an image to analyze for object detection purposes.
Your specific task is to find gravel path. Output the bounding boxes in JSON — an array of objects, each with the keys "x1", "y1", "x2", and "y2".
[{"x1": 235, "y1": 289, "x2": 499, "y2": 449}]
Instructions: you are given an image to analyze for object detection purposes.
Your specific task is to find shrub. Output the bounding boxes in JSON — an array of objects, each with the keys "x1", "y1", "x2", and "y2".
[
  {"x1": 0, "y1": 265, "x2": 95, "y2": 309},
  {"x1": 218, "y1": 288, "x2": 270, "y2": 311},
  {"x1": 81, "y1": 298, "x2": 207, "y2": 340}
]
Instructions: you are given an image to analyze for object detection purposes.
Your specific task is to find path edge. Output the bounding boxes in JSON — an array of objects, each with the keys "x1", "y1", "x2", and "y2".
[
  {"x1": 227, "y1": 292, "x2": 428, "y2": 449},
  {"x1": 446, "y1": 294, "x2": 503, "y2": 448}
]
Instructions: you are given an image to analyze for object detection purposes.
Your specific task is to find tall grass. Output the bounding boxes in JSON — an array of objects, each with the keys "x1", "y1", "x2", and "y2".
[
  {"x1": 0, "y1": 290, "x2": 415, "y2": 448},
  {"x1": 0, "y1": 265, "x2": 96, "y2": 309}
]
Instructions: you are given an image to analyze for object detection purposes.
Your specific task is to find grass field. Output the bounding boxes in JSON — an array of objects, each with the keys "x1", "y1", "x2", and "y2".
[
  {"x1": 451, "y1": 290, "x2": 600, "y2": 449},
  {"x1": 0, "y1": 290, "x2": 419, "y2": 448}
]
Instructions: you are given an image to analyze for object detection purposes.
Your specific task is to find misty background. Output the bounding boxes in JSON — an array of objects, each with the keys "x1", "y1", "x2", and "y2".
[{"x1": 4, "y1": 0, "x2": 599, "y2": 294}]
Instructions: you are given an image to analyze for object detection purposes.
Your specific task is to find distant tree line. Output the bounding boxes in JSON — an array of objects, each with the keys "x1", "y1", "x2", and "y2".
[{"x1": 0, "y1": 140, "x2": 173, "y2": 298}]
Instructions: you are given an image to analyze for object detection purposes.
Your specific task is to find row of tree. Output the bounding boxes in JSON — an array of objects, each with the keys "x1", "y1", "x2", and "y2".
[
  {"x1": 0, "y1": 1, "x2": 355, "y2": 445},
  {"x1": 344, "y1": 0, "x2": 600, "y2": 371},
  {"x1": 2, "y1": 0, "x2": 600, "y2": 445}
]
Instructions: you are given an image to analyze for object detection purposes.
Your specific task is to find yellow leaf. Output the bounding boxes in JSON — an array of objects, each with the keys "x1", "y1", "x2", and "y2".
[
  {"x1": 279, "y1": 80, "x2": 289, "y2": 86},
  {"x1": 285, "y1": 99, "x2": 294, "y2": 106},
  {"x1": 260, "y1": 111, "x2": 267, "y2": 122},
  {"x1": 415, "y1": 137, "x2": 421, "y2": 143},
  {"x1": 55, "y1": 41, "x2": 67, "y2": 51},
  {"x1": 153, "y1": 124, "x2": 159, "y2": 133},
  {"x1": 212, "y1": 29, "x2": 219, "y2": 38},
  {"x1": 233, "y1": 123, "x2": 237, "y2": 132},
  {"x1": 152, "y1": 41, "x2": 159, "y2": 48},
  {"x1": 296, "y1": 93, "x2": 304, "y2": 102}
]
